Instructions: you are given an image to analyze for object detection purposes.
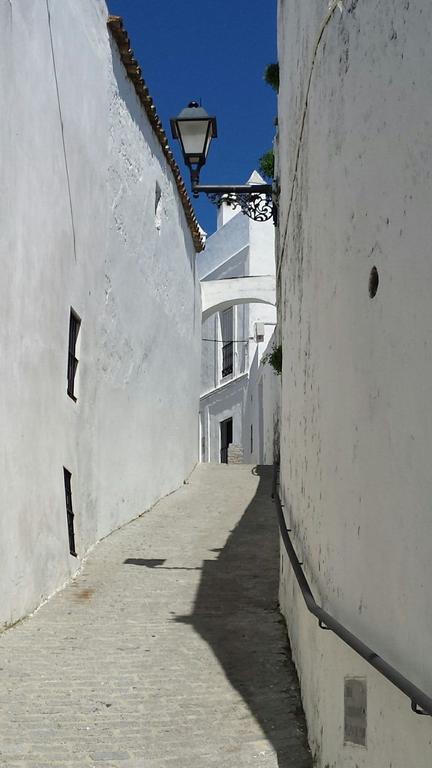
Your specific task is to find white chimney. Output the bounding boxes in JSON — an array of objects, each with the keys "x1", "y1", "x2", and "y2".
[{"x1": 217, "y1": 198, "x2": 239, "y2": 229}]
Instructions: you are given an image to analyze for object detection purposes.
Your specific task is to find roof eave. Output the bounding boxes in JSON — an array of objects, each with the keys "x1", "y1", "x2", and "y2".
[{"x1": 107, "y1": 16, "x2": 204, "y2": 253}]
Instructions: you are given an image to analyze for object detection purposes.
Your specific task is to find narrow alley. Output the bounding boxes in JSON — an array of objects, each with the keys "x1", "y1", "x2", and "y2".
[{"x1": 0, "y1": 465, "x2": 311, "y2": 768}]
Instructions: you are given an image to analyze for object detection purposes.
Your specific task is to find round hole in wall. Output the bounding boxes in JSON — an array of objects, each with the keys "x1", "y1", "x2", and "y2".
[{"x1": 369, "y1": 266, "x2": 379, "y2": 298}]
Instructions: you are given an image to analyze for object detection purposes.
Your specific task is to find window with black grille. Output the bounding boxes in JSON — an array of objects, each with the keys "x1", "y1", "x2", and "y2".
[
  {"x1": 221, "y1": 307, "x2": 233, "y2": 378},
  {"x1": 63, "y1": 468, "x2": 77, "y2": 557},
  {"x1": 67, "y1": 309, "x2": 81, "y2": 400}
]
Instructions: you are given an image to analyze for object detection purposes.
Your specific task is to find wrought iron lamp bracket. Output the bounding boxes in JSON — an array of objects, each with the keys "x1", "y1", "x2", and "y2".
[{"x1": 193, "y1": 184, "x2": 277, "y2": 224}]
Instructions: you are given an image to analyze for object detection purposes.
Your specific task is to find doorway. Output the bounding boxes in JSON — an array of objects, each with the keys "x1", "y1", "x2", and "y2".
[{"x1": 220, "y1": 417, "x2": 233, "y2": 464}]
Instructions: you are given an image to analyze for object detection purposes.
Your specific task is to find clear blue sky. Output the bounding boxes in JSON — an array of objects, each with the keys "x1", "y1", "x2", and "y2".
[{"x1": 107, "y1": 0, "x2": 277, "y2": 234}]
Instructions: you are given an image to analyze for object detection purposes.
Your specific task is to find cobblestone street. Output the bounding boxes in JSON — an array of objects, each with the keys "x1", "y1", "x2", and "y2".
[{"x1": 0, "y1": 465, "x2": 311, "y2": 768}]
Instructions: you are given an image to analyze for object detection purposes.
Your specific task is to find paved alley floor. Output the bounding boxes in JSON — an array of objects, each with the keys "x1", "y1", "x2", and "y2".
[{"x1": 0, "y1": 465, "x2": 311, "y2": 768}]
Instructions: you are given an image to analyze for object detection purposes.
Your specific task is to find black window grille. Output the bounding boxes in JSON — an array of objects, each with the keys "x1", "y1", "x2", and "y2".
[
  {"x1": 67, "y1": 309, "x2": 81, "y2": 400},
  {"x1": 221, "y1": 307, "x2": 233, "y2": 378},
  {"x1": 222, "y1": 341, "x2": 233, "y2": 378},
  {"x1": 63, "y1": 468, "x2": 77, "y2": 557}
]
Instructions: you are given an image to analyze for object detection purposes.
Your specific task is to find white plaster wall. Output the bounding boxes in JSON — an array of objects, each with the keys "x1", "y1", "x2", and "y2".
[
  {"x1": 217, "y1": 200, "x2": 239, "y2": 229},
  {"x1": 277, "y1": 0, "x2": 432, "y2": 765},
  {"x1": 199, "y1": 211, "x2": 249, "y2": 455},
  {"x1": 197, "y1": 211, "x2": 249, "y2": 281},
  {"x1": 248, "y1": 216, "x2": 278, "y2": 368},
  {"x1": 0, "y1": 0, "x2": 200, "y2": 628},
  {"x1": 201, "y1": 314, "x2": 220, "y2": 394},
  {"x1": 243, "y1": 333, "x2": 280, "y2": 465},
  {"x1": 199, "y1": 199, "x2": 276, "y2": 463},
  {"x1": 200, "y1": 239, "x2": 249, "y2": 395},
  {"x1": 200, "y1": 376, "x2": 247, "y2": 463},
  {"x1": 201, "y1": 275, "x2": 275, "y2": 322}
]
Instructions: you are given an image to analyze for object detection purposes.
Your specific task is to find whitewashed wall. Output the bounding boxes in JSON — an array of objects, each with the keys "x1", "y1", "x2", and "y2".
[
  {"x1": 243, "y1": 333, "x2": 280, "y2": 465},
  {"x1": 0, "y1": 0, "x2": 200, "y2": 629},
  {"x1": 277, "y1": 0, "x2": 432, "y2": 765},
  {"x1": 199, "y1": 202, "x2": 276, "y2": 463},
  {"x1": 200, "y1": 209, "x2": 249, "y2": 462},
  {"x1": 199, "y1": 213, "x2": 249, "y2": 396}
]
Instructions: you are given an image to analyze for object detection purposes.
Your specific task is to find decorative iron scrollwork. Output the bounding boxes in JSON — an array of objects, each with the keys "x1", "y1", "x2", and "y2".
[{"x1": 205, "y1": 190, "x2": 274, "y2": 222}]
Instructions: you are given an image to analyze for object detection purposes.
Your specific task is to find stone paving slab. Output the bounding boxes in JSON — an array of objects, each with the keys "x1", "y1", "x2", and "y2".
[{"x1": 0, "y1": 465, "x2": 311, "y2": 768}]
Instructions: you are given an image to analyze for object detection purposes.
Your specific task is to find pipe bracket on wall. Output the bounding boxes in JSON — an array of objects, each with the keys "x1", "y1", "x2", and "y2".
[{"x1": 318, "y1": 620, "x2": 330, "y2": 631}]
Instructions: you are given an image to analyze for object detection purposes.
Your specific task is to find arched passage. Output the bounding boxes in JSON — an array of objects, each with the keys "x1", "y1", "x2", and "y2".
[{"x1": 201, "y1": 276, "x2": 276, "y2": 321}]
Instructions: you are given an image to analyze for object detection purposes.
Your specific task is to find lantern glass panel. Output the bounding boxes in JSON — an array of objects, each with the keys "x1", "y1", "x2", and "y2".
[{"x1": 178, "y1": 120, "x2": 212, "y2": 160}]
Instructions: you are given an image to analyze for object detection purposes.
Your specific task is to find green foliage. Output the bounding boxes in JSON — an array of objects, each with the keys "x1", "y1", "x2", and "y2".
[
  {"x1": 262, "y1": 344, "x2": 282, "y2": 375},
  {"x1": 258, "y1": 149, "x2": 274, "y2": 181},
  {"x1": 259, "y1": 63, "x2": 278, "y2": 180},
  {"x1": 264, "y1": 63, "x2": 279, "y2": 92}
]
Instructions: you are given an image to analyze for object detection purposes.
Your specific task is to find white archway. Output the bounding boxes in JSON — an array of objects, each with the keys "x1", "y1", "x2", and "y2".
[{"x1": 201, "y1": 275, "x2": 276, "y2": 321}]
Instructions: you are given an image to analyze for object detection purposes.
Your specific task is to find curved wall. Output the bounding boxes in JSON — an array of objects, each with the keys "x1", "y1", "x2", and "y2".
[{"x1": 277, "y1": 0, "x2": 432, "y2": 764}]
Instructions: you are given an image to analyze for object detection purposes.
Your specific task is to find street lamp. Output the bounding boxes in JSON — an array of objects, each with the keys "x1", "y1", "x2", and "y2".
[
  {"x1": 170, "y1": 101, "x2": 217, "y2": 190},
  {"x1": 170, "y1": 101, "x2": 276, "y2": 223}
]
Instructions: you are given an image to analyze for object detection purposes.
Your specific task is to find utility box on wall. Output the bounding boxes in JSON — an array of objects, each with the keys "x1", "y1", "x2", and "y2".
[
  {"x1": 344, "y1": 677, "x2": 367, "y2": 747},
  {"x1": 254, "y1": 322, "x2": 265, "y2": 342}
]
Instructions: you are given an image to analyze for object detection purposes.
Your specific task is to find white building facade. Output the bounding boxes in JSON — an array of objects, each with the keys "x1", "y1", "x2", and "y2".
[
  {"x1": 0, "y1": 2, "x2": 202, "y2": 629},
  {"x1": 199, "y1": 180, "x2": 279, "y2": 465},
  {"x1": 277, "y1": 1, "x2": 432, "y2": 765}
]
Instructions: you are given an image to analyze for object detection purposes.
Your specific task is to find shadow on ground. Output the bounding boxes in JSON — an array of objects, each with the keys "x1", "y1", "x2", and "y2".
[
  {"x1": 124, "y1": 558, "x2": 201, "y2": 571},
  {"x1": 176, "y1": 466, "x2": 312, "y2": 768}
]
